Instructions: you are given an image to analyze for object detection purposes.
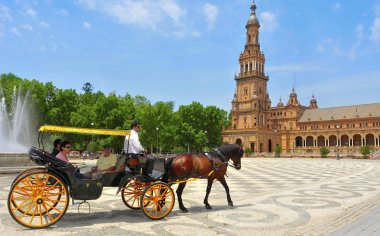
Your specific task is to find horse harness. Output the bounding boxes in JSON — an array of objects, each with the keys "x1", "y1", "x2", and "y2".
[{"x1": 205, "y1": 148, "x2": 230, "y2": 175}]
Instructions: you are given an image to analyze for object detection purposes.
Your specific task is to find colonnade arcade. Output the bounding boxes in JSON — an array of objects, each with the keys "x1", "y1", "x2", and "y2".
[{"x1": 295, "y1": 133, "x2": 380, "y2": 148}]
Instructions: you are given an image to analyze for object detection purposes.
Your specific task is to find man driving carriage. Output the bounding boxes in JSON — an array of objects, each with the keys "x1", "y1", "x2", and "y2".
[{"x1": 124, "y1": 121, "x2": 155, "y2": 178}]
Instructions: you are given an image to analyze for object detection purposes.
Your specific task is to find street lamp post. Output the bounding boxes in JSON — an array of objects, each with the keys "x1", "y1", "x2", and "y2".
[
  {"x1": 204, "y1": 130, "x2": 208, "y2": 151},
  {"x1": 336, "y1": 124, "x2": 340, "y2": 160},
  {"x1": 156, "y1": 127, "x2": 159, "y2": 155},
  {"x1": 91, "y1": 122, "x2": 94, "y2": 159}
]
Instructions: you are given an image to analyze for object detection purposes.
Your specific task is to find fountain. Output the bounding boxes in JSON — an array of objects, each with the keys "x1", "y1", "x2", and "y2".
[{"x1": 0, "y1": 86, "x2": 35, "y2": 165}]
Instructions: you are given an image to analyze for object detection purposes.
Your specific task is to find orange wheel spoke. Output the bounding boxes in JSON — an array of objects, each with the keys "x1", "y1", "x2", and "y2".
[
  {"x1": 44, "y1": 201, "x2": 63, "y2": 214},
  {"x1": 12, "y1": 198, "x2": 31, "y2": 212},
  {"x1": 29, "y1": 203, "x2": 39, "y2": 224},
  {"x1": 42, "y1": 203, "x2": 54, "y2": 221},
  {"x1": 19, "y1": 201, "x2": 35, "y2": 219}
]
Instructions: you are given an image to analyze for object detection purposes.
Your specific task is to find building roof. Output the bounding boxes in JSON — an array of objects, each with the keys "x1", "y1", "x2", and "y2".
[{"x1": 298, "y1": 103, "x2": 380, "y2": 122}]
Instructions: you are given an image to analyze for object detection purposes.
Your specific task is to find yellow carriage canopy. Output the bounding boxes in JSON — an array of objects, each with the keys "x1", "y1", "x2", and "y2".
[{"x1": 39, "y1": 125, "x2": 130, "y2": 136}]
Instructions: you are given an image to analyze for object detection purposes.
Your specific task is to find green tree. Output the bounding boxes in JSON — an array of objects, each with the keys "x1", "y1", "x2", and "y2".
[
  {"x1": 360, "y1": 145, "x2": 374, "y2": 159},
  {"x1": 320, "y1": 147, "x2": 330, "y2": 158},
  {"x1": 244, "y1": 147, "x2": 252, "y2": 157},
  {"x1": 82, "y1": 82, "x2": 94, "y2": 93},
  {"x1": 275, "y1": 145, "x2": 282, "y2": 157}
]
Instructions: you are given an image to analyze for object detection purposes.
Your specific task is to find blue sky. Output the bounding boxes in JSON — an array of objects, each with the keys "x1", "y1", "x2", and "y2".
[{"x1": 0, "y1": 0, "x2": 379, "y2": 111}]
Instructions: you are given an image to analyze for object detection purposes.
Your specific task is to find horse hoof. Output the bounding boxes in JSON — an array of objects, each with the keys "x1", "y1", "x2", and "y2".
[
  {"x1": 205, "y1": 205, "x2": 212, "y2": 210},
  {"x1": 228, "y1": 202, "x2": 234, "y2": 207},
  {"x1": 181, "y1": 208, "x2": 189, "y2": 213}
]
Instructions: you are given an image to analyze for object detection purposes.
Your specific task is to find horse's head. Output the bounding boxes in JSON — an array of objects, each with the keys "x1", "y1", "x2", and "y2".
[{"x1": 218, "y1": 144, "x2": 243, "y2": 170}]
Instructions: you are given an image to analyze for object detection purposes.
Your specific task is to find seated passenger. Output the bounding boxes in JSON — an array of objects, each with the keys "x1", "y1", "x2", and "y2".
[
  {"x1": 83, "y1": 145, "x2": 117, "y2": 179},
  {"x1": 56, "y1": 140, "x2": 71, "y2": 162},
  {"x1": 56, "y1": 140, "x2": 84, "y2": 179},
  {"x1": 51, "y1": 138, "x2": 62, "y2": 157}
]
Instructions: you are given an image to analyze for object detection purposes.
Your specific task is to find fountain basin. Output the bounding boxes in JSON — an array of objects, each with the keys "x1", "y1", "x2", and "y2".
[{"x1": 0, "y1": 153, "x2": 34, "y2": 166}]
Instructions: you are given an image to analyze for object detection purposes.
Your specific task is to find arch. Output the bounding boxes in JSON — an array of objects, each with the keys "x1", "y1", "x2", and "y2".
[
  {"x1": 268, "y1": 139, "x2": 272, "y2": 152},
  {"x1": 341, "y1": 135, "x2": 349, "y2": 146},
  {"x1": 366, "y1": 134, "x2": 375, "y2": 146},
  {"x1": 329, "y1": 135, "x2": 337, "y2": 146},
  {"x1": 317, "y1": 135, "x2": 325, "y2": 147},
  {"x1": 353, "y1": 134, "x2": 361, "y2": 146},
  {"x1": 235, "y1": 138, "x2": 242, "y2": 146},
  {"x1": 306, "y1": 136, "x2": 314, "y2": 147},
  {"x1": 295, "y1": 136, "x2": 303, "y2": 147}
]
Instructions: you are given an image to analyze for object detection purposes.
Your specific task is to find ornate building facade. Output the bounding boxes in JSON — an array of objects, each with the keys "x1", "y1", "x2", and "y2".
[{"x1": 221, "y1": 1, "x2": 380, "y2": 155}]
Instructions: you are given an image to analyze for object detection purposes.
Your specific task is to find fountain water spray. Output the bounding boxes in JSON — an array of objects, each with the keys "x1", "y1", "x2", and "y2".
[{"x1": 0, "y1": 86, "x2": 34, "y2": 153}]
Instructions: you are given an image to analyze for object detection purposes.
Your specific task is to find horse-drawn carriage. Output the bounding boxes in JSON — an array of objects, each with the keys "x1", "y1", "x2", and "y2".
[{"x1": 8, "y1": 125, "x2": 243, "y2": 229}]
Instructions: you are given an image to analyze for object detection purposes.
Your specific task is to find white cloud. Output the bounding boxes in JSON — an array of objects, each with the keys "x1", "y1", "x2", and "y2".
[
  {"x1": 0, "y1": 5, "x2": 12, "y2": 21},
  {"x1": 260, "y1": 12, "x2": 278, "y2": 32},
  {"x1": 331, "y1": 2, "x2": 341, "y2": 11},
  {"x1": 76, "y1": 0, "x2": 97, "y2": 10},
  {"x1": 76, "y1": 0, "x2": 186, "y2": 30},
  {"x1": 202, "y1": 3, "x2": 218, "y2": 29},
  {"x1": 40, "y1": 21, "x2": 50, "y2": 28},
  {"x1": 370, "y1": 17, "x2": 380, "y2": 42},
  {"x1": 20, "y1": 24, "x2": 34, "y2": 31},
  {"x1": 25, "y1": 7, "x2": 37, "y2": 17},
  {"x1": 58, "y1": 9, "x2": 69, "y2": 16},
  {"x1": 160, "y1": 0, "x2": 186, "y2": 24},
  {"x1": 11, "y1": 27, "x2": 21, "y2": 37},
  {"x1": 83, "y1": 21, "x2": 91, "y2": 29}
]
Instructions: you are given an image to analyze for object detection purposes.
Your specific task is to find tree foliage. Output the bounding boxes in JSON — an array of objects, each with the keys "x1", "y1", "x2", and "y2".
[
  {"x1": 319, "y1": 147, "x2": 330, "y2": 158},
  {"x1": 0, "y1": 73, "x2": 229, "y2": 153},
  {"x1": 360, "y1": 145, "x2": 374, "y2": 159}
]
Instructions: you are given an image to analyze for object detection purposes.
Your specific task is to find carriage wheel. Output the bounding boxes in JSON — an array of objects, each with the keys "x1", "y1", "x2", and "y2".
[
  {"x1": 11, "y1": 169, "x2": 62, "y2": 216},
  {"x1": 121, "y1": 179, "x2": 150, "y2": 210},
  {"x1": 8, "y1": 172, "x2": 69, "y2": 228},
  {"x1": 141, "y1": 182, "x2": 175, "y2": 220}
]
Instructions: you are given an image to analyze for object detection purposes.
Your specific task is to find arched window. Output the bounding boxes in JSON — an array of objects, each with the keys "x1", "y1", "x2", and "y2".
[{"x1": 295, "y1": 136, "x2": 303, "y2": 147}]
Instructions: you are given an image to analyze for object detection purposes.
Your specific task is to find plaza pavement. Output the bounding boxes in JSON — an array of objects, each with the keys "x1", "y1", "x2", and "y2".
[{"x1": 1, "y1": 158, "x2": 380, "y2": 235}]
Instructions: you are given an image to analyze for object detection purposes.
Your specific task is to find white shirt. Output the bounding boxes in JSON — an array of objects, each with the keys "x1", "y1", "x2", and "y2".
[{"x1": 124, "y1": 129, "x2": 144, "y2": 154}]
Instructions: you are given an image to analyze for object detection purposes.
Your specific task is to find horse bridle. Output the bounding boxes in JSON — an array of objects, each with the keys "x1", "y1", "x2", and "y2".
[{"x1": 214, "y1": 148, "x2": 239, "y2": 170}]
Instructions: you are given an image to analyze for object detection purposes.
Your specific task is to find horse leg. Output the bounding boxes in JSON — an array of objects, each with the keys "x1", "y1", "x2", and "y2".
[
  {"x1": 219, "y1": 176, "x2": 233, "y2": 207},
  {"x1": 176, "y1": 182, "x2": 188, "y2": 213},
  {"x1": 204, "y1": 178, "x2": 214, "y2": 209}
]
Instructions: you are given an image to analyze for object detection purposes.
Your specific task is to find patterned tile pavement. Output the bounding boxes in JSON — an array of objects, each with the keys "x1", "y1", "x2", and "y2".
[{"x1": 1, "y1": 158, "x2": 380, "y2": 235}]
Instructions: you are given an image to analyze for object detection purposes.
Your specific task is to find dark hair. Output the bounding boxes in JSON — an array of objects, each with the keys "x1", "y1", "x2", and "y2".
[
  {"x1": 53, "y1": 139, "x2": 62, "y2": 148},
  {"x1": 60, "y1": 141, "x2": 71, "y2": 151},
  {"x1": 130, "y1": 120, "x2": 140, "y2": 129},
  {"x1": 103, "y1": 144, "x2": 111, "y2": 149}
]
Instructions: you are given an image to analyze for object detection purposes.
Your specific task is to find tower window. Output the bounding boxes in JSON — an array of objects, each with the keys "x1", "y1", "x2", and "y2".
[
  {"x1": 244, "y1": 88, "x2": 248, "y2": 95},
  {"x1": 248, "y1": 34, "x2": 251, "y2": 43}
]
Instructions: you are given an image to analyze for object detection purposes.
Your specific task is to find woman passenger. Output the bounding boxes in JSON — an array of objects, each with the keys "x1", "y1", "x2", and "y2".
[
  {"x1": 56, "y1": 141, "x2": 84, "y2": 179},
  {"x1": 56, "y1": 140, "x2": 71, "y2": 162}
]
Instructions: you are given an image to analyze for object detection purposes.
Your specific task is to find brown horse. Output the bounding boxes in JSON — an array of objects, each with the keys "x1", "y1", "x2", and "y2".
[{"x1": 164, "y1": 144, "x2": 243, "y2": 212}]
